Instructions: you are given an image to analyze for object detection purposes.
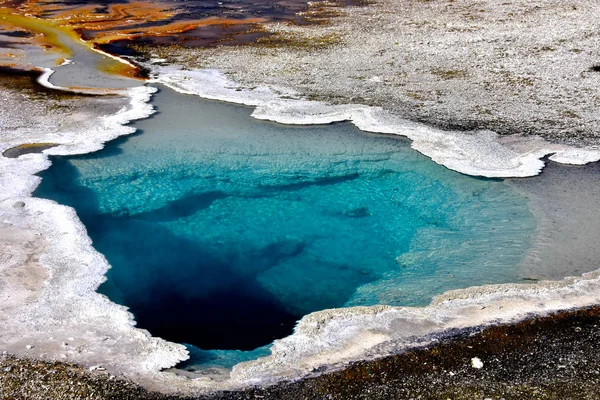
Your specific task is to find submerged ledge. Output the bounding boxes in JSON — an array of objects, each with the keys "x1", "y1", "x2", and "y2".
[{"x1": 1, "y1": 63, "x2": 600, "y2": 394}]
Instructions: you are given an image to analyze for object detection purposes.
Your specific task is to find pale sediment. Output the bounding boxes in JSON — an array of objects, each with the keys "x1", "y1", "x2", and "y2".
[{"x1": 509, "y1": 161, "x2": 600, "y2": 281}]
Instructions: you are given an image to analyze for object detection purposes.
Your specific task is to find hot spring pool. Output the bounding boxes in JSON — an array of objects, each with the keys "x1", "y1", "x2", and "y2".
[{"x1": 34, "y1": 86, "x2": 535, "y2": 371}]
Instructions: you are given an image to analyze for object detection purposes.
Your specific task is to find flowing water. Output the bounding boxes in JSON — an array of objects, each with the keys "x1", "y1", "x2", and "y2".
[{"x1": 34, "y1": 86, "x2": 535, "y2": 371}]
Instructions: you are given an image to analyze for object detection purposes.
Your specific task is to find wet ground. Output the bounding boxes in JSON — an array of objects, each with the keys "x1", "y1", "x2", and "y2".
[{"x1": 1, "y1": 0, "x2": 336, "y2": 54}]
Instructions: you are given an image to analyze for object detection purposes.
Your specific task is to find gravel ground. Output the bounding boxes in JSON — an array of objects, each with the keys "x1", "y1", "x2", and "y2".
[
  {"x1": 0, "y1": 355, "x2": 165, "y2": 400},
  {"x1": 139, "y1": 0, "x2": 600, "y2": 147},
  {"x1": 2, "y1": 306, "x2": 600, "y2": 399}
]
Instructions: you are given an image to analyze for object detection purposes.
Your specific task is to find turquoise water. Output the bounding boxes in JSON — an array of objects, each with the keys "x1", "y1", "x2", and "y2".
[{"x1": 34, "y1": 86, "x2": 535, "y2": 370}]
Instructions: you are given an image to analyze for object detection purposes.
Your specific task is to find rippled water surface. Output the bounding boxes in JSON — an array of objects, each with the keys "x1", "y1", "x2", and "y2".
[{"x1": 35, "y1": 87, "x2": 535, "y2": 370}]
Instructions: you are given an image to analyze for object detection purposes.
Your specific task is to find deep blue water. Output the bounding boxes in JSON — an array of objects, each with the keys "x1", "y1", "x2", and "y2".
[{"x1": 34, "y1": 86, "x2": 535, "y2": 370}]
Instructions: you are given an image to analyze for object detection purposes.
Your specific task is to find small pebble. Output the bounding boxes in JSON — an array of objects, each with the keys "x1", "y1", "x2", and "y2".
[{"x1": 471, "y1": 357, "x2": 484, "y2": 369}]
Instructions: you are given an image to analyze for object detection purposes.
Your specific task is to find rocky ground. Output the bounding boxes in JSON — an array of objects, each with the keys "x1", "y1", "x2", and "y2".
[
  {"x1": 139, "y1": 0, "x2": 600, "y2": 147},
  {"x1": 2, "y1": 306, "x2": 600, "y2": 399}
]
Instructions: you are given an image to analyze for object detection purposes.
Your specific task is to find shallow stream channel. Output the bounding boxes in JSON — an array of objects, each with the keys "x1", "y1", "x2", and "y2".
[{"x1": 34, "y1": 86, "x2": 537, "y2": 373}]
